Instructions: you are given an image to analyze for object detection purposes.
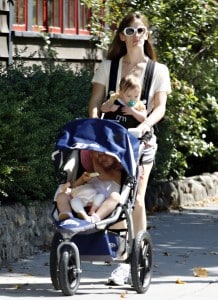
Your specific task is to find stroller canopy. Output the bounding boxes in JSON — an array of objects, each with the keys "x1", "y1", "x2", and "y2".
[{"x1": 55, "y1": 118, "x2": 140, "y2": 177}]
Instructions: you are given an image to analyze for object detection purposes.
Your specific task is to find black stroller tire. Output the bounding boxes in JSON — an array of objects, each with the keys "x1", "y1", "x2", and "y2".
[
  {"x1": 131, "y1": 230, "x2": 152, "y2": 294},
  {"x1": 59, "y1": 245, "x2": 81, "y2": 296},
  {"x1": 50, "y1": 231, "x2": 62, "y2": 290}
]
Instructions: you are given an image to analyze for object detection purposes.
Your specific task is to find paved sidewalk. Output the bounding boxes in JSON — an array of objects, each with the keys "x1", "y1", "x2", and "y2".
[{"x1": 0, "y1": 202, "x2": 218, "y2": 299}]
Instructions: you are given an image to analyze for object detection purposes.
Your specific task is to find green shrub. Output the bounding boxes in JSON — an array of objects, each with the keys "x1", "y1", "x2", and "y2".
[
  {"x1": 0, "y1": 63, "x2": 93, "y2": 204},
  {"x1": 154, "y1": 77, "x2": 215, "y2": 180}
]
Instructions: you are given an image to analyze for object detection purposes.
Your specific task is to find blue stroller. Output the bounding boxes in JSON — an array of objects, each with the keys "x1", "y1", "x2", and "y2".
[{"x1": 49, "y1": 118, "x2": 153, "y2": 296}]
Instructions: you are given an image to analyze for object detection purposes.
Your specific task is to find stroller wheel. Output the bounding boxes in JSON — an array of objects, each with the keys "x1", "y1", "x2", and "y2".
[
  {"x1": 50, "y1": 231, "x2": 62, "y2": 290},
  {"x1": 59, "y1": 245, "x2": 81, "y2": 296},
  {"x1": 130, "y1": 230, "x2": 153, "y2": 294}
]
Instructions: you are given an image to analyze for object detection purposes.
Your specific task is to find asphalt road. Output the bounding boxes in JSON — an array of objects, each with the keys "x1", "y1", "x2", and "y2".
[{"x1": 0, "y1": 201, "x2": 218, "y2": 300}]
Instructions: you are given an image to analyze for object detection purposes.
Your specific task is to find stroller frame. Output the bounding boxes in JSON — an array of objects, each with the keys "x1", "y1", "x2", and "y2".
[{"x1": 49, "y1": 118, "x2": 153, "y2": 296}]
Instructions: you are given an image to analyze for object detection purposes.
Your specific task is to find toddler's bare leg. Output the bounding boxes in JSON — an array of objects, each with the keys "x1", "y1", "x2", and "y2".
[
  {"x1": 94, "y1": 192, "x2": 121, "y2": 220},
  {"x1": 56, "y1": 192, "x2": 73, "y2": 220},
  {"x1": 88, "y1": 193, "x2": 105, "y2": 215},
  {"x1": 88, "y1": 204, "x2": 98, "y2": 216},
  {"x1": 70, "y1": 198, "x2": 91, "y2": 222}
]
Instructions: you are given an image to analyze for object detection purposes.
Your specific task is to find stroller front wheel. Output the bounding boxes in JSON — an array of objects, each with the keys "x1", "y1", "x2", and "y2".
[
  {"x1": 130, "y1": 230, "x2": 153, "y2": 294},
  {"x1": 50, "y1": 231, "x2": 62, "y2": 290},
  {"x1": 59, "y1": 245, "x2": 81, "y2": 296}
]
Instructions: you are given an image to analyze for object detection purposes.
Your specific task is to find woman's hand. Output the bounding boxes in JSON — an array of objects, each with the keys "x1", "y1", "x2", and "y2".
[{"x1": 137, "y1": 121, "x2": 151, "y2": 135}]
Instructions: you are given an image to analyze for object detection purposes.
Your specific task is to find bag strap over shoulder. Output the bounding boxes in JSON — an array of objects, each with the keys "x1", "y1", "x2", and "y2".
[
  {"x1": 108, "y1": 59, "x2": 120, "y2": 98},
  {"x1": 142, "y1": 58, "x2": 155, "y2": 107}
]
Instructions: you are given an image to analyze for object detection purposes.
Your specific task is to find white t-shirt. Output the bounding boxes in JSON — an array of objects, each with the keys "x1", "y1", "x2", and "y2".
[{"x1": 92, "y1": 57, "x2": 171, "y2": 115}]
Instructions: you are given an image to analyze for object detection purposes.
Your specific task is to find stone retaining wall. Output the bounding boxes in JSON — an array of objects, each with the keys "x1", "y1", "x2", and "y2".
[
  {"x1": 0, "y1": 172, "x2": 217, "y2": 267},
  {"x1": 145, "y1": 172, "x2": 218, "y2": 210},
  {"x1": 0, "y1": 202, "x2": 54, "y2": 267}
]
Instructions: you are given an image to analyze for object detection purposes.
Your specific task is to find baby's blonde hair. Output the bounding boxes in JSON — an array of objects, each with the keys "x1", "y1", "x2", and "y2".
[{"x1": 119, "y1": 74, "x2": 141, "y2": 93}]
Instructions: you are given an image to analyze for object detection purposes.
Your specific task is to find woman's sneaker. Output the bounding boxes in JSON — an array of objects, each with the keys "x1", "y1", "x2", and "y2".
[{"x1": 107, "y1": 263, "x2": 130, "y2": 286}]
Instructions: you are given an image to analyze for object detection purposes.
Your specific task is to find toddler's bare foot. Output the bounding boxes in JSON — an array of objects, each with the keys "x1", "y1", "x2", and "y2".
[
  {"x1": 77, "y1": 212, "x2": 92, "y2": 222},
  {"x1": 59, "y1": 212, "x2": 73, "y2": 221},
  {"x1": 90, "y1": 213, "x2": 101, "y2": 223}
]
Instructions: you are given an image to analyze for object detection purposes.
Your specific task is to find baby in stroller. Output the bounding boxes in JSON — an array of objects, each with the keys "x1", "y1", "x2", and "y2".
[
  {"x1": 50, "y1": 118, "x2": 152, "y2": 296},
  {"x1": 56, "y1": 150, "x2": 122, "y2": 223}
]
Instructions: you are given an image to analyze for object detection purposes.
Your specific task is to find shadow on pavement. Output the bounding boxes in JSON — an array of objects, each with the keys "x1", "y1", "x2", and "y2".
[{"x1": 148, "y1": 207, "x2": 218, "y2": 279}]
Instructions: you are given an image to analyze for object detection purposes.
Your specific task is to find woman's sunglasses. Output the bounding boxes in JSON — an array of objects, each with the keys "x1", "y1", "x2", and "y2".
[{"x1": 123, "y1": 26, "x2": 147, "y2": 36}]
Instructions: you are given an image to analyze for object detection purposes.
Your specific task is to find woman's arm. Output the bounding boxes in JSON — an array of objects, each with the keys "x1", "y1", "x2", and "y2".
[
  {"x1": 89, "y1": 82, "x2": 106, "y2": 118},
  {"x1": 137, "y1": 91, "x2": 167, "y2": 133}
]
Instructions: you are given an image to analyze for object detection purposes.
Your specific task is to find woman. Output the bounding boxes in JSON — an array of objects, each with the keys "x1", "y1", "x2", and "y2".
[{"x1": 89, "y1": 11, "x2": 171, "y2": 285}]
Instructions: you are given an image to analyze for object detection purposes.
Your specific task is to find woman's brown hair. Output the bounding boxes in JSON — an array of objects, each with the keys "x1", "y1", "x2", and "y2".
[{"x1": 107, "y1": 11, "x2": 156, "y2": 61}]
